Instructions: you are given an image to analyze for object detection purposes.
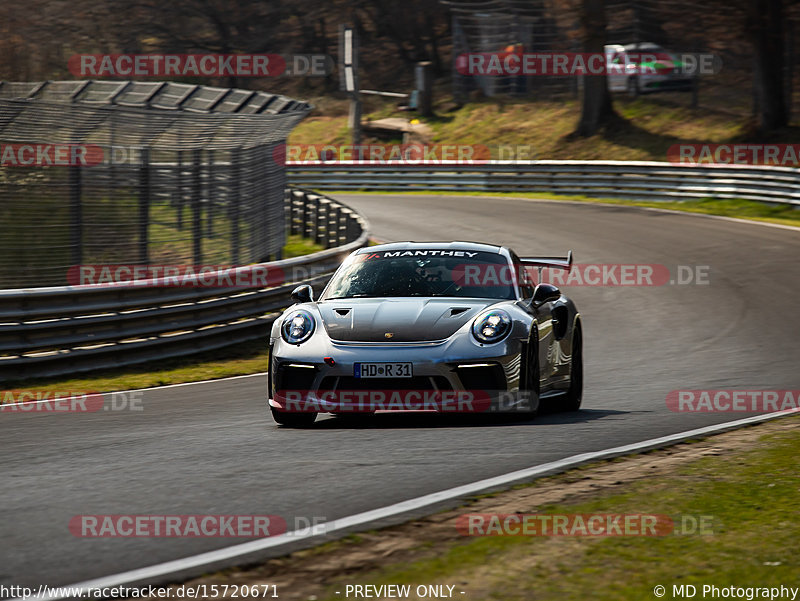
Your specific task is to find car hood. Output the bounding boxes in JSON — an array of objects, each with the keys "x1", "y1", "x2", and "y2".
[{"x1": 318, "y1": 298, "x2": 499, "y2": 342}]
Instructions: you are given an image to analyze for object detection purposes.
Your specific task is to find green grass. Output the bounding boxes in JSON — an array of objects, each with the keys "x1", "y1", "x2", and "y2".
[
  {"x1": 289, "y1": 95, "x2": 798, "y2": 162},
  {"x1": 311, "y1": 419, "x2": 800, "y2": 601},
  {"x1": 288, "y1": 115, "x2": 352, "y2": 146},
  {"x1": 282, "y1": 234, "x2": 327, "y2": 258}
]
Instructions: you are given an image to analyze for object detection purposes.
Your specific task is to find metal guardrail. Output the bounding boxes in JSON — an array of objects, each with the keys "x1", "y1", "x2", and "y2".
[
  {"x1": 286, "y1": 161, "x2": 800, "y2": 206},
  {"x1": 0, "y1": 189, "x2": 369, "y2": 381}
]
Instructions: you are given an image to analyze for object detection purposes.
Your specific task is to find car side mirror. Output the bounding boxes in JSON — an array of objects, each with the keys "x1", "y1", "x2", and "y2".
[
  {"x1": 532, "y1": 283, "x2": 561, "y2": 305},
  {"x1": 291, "y1": 284, "x2": 313, "y2": 304}
]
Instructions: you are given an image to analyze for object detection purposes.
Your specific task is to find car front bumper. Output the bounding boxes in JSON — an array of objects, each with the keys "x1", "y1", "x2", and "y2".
[{"x1": 268, "y1": 333, "x2": 528, "y2": 412}]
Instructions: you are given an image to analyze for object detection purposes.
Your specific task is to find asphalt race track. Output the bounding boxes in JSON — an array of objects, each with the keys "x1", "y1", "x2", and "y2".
[{"x1": 2, "y1": 194, "x2": 798, "y2": 588}]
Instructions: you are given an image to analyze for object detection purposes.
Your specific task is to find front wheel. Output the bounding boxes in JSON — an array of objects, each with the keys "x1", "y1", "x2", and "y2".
[
  {"x1": 562, "y1": 326, "x2": 583, "y2": 411},
  {"x1": 518, "y1": 333, "x2": 540, "y2": 417},
  {"x1": 271, "y1": 407, "x2": 317, "y2": 428}
]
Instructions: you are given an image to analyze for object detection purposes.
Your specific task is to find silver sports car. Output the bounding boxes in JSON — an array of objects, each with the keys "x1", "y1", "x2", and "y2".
[{"x1": 268, "y1": 242, "x2": 583, "y2": 427}]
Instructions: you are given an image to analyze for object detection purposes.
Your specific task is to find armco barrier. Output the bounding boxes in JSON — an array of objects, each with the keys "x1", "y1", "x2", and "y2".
[
  {"x1": 286, "y1": 161, "x2": 800, "y2": 206},
  {"x1": 0, "y1": 189, "x2": 368, "y2": 381}
]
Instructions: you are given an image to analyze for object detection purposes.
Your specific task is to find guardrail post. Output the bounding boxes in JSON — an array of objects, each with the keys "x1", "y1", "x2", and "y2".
[
  {"x1": 138, "y1": 147, "x2": 150, "y2": 264},
  {"x1": 328, "y1": 205, "x2": 342, "y2": 246},
  {"x1": 294, "y1": 190, "x2": 303, "y2": 236},
  {"x1": 314, "y1": 196, "x2": 325, "y2": 246},
  {"x1": 301, "y1": 191, "x2": 311, "y2": 238},
  {"x1": 69, "y1": 165, "x2": 82, "y2": 266},
  {"x1": 325, "y1": 205, "x2": 333, "y2": 247},
  {"x1": 288, "y1": 190, "x2": 297, "y2": 235},
  {"x1": 346, "y1": 214, "x2": 358, "y2": 242},
  {"x1": 192, "y1": 148, "x2": 203, "y2": 264},
  {"x1": 339, "y1": 208, "x2": 347, "y2": 245}
]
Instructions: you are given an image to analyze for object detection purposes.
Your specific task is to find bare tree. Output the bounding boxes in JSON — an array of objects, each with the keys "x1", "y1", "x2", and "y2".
[
  {"x1": 747, "y1": 0, "x2": 788, "y2": 131},
  {"x1": 351, "y1": 0, "x2": 449, "y2": 77},
  {"x1": 574, "y1": 0, "x2": 616, "y2": 137}
]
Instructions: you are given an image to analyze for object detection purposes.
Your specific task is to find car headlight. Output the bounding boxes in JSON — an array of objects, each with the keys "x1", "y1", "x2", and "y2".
[
  {"x1": 471, "y1": 309, "x2": 512, "y2": 344},
  {"x1": 281, "y1": 310, "x2": 315, "y2": 344}
]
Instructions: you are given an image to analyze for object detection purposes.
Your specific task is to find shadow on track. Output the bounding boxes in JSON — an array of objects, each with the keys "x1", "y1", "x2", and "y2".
[{"x1": 308, "y1": 408, "x2": 636, "y2": 430}]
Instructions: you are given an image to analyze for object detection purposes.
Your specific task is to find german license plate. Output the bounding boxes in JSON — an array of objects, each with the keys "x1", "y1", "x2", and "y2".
[{"x1": 354, "y1": 362, "x2": 413, "y2": 378}]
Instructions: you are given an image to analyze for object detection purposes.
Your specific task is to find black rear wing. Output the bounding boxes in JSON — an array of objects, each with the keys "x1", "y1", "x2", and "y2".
[
  {"x1": 520, "y1": 251, "x2": 573, "y2": 282},
  {"x1": 520, "y1": 250, "x2": 573, "y2": 270}
]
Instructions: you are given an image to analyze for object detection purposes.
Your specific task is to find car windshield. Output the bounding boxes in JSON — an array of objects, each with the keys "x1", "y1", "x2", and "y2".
[{"x1": 322, "y1": 250, "x2": 517, "y2": 300}]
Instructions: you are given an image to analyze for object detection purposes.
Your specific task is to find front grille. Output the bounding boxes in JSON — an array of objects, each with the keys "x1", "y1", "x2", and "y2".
[
  {"x1": 455, "y1": 364, "x2": 506, "y2": 391},
  {"x1": 319, "y1": 376, "x2": 452, "y2": 391}
]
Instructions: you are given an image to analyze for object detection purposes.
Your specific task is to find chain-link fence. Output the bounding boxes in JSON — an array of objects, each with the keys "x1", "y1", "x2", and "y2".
[
  {"x1": 447, "y1": 0, "x2": 800, "y2": 119},
  {"x1": 0, "y1": 80, "x2": 311, "y2": 287},
  {"x1": 449, "y1": 0, "x2": 577, "y2": 100}
]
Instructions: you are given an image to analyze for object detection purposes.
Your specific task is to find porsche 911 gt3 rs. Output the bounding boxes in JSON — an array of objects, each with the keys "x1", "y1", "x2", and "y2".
[{"x1": 268, "y1": 242, "x2": 583, "y2": 427}]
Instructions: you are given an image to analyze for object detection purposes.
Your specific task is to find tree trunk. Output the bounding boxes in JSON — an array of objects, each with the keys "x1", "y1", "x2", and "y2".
[
  {"x1": 574, "y1": 0, "x2": 615, "y2": 137},
  {"x1": 750, "y1": 0, "x2": 787, "y2": 132}
]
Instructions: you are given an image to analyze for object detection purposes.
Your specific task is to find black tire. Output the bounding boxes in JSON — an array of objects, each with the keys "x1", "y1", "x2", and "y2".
[
  {"x1": 627, "y1": 76, "x2": 639, "y2": 97},
  {"x1": 519, "y1": 332, "x2": 540, "y2": 417},
  {"x1": 562, "y1": 325, "x2": 583, "y2": 411},
  {"x1": 270, "y1": 407, "x2": 317, "y2": 428}
]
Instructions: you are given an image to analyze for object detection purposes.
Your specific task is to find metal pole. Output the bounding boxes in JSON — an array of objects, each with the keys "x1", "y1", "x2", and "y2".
[
  {"x1": 192, "y1": 149, "x2": 202, "y2": 264},
  {"x1": 341, "y1": 25, "x2": 361, "y2": 146},
  {"x1": 231, "y1": 147, "x2": 241, "y2": 265},
  {"x1": 138, "y1": 147, "x2": 150, "y2": 264},
  {"x1": 349, "y1": 95, "x2": 362, "y2": 146},
  {"x1": 176, "y1": 150, "x2": 183, "y2": 230},
  {"x1": 315, "y1": 197, "x2": 325, "y2": 247},
  {"x1": 416, "y1": 61, "x2": 434, "y2": 117},
  {"x1": 206, "y1": 149, "x2": 214, "y2": 238},
  {"x1": 69, "y1": 166, "x2": 82, "y2": 266},
  {"x1": 302, "y1": 192, "x2": 311, "y2": 238}
]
